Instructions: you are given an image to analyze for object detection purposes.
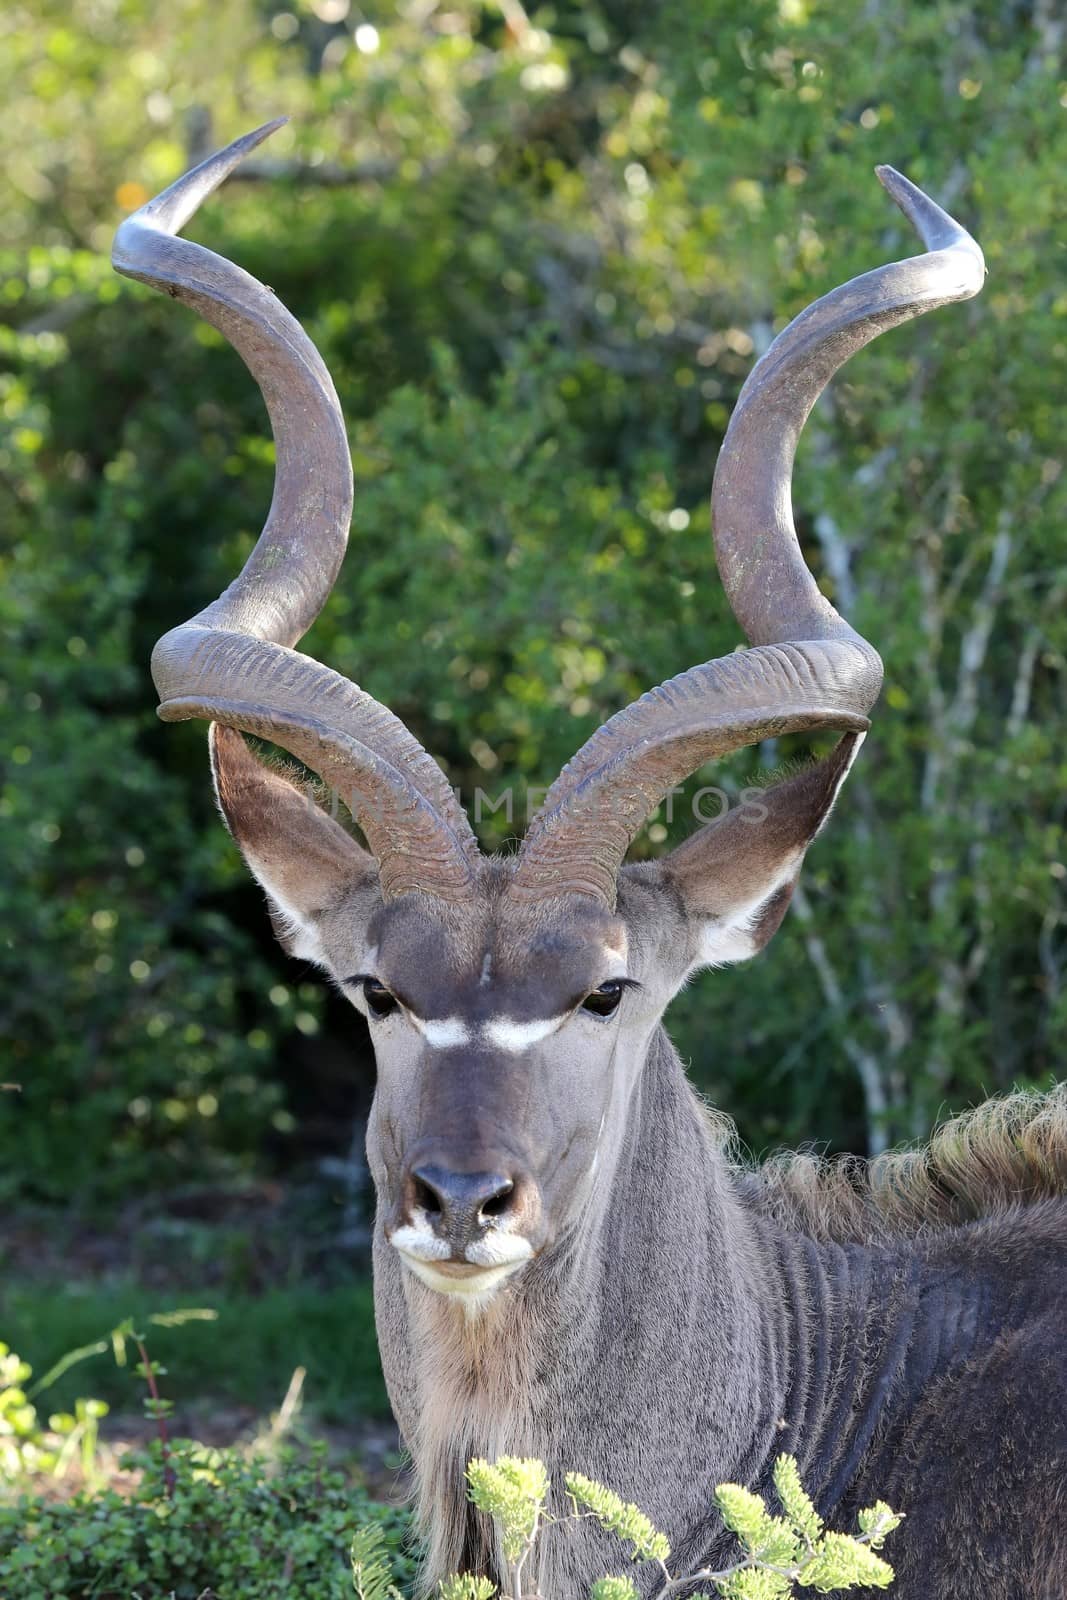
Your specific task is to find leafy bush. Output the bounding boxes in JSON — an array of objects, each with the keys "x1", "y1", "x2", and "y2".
[
  {"x1": 412, "y1": 1453, "x2": 899, "y2": 1600},
  {"x1": 0, "y1": 1436, "x2": 414, "y2": 1600},
  {"x1": 3, "y1": 1441, "x2": 889, "y2": 1600},
  {"x1": 1, "y1": 1316, "x2": 411, "y2": 1599},
  {"x1": 2, "y1": 1320, "x2": 900, "y2": 1600}
]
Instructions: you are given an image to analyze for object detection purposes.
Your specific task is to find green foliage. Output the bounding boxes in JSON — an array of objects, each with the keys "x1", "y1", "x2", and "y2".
[
  {"x1": 0, "y1": 1436, "x2": 414, "y2": 1600},
  {"x1": 3, "y1": 1334, "x2": 898, "y2": 1600},
  {"x1": 0, "y1": 1340, "x2": 109, "y2": 1486},
  {"x1": 1, "y1": 1317, "x2": 411, "y2": 1598},
  {"x1": 565, "y1": 1472, "x2": 672, "y2": 1564},
  {"x1": 351, "y1": 1521, "x2": 407, "y2": 1600},
  {"x1": 856, "y1": 1504, "x2": 903, "y2": 1548},
  {"x1": 2, "y1": 1310, "x2": 232, "y2": 1501},
  {"x1": 772, "y1": 1455, "x2": 823, "y2": 1546},
  {"x1": 467, "y1": 1456, "x2": 549, "y2": 1564},
  {"x1": 438, "y1": 1576, "x2": 498, "y2": 1600},
  {"x1": 3, "y1": 0, "x2": 1067, "y2": 1208},
  {"x1": 2, "y1": 1280, "x2": 389, "y2": 1423},
  {"x1": 793, "y1": 1533, "x2": 894, "y2": 1593},
  {"x1": 713, "y1": 1457, "x2": 900, "y2": 1597},
  {"x1": 714, "y1": 1484, "x2": 799, "y2": 1574},
  {"x1": 721, "y1": 1575, "x2": 793, "y2": 1600},
  {"x1": 588, "y1": 1578, "x2": 640, "y2": 1600},
  {"x1": 455, "y1": 1453, "x2": 899, "y2": 1600},
  {"x1": 0, "y1": 1342, "x2": 49, "y2": 1480}
]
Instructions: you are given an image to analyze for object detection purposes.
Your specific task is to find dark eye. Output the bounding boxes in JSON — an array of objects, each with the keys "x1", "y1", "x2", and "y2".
[
  {"x1": 362, "y1": 978, "x2": 398, "y2": 1019},
  {"x1": 582, "y1": 981, "x2": 627, "y2": 1019}
]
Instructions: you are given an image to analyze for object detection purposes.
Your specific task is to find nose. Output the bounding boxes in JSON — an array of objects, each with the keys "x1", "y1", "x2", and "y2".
[{"x1": 406, "y1": 1163, "x2": 527, "y2": 1256}]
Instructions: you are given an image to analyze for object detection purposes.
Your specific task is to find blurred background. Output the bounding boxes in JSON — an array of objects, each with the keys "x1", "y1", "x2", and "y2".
[{"x1": 2, "y1": 0, "x2": 1065, "y2": 1442}]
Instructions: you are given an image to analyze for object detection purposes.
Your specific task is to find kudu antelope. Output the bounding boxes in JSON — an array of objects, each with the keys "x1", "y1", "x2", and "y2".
[{"x1": 115, "y1": 123, "x2": 1067, "y2": 1599}]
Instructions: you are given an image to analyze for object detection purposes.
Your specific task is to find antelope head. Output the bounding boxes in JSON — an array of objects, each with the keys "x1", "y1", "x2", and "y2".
[{"x1": 115, "y1": 123, "x2": 984, "y2": 1303}]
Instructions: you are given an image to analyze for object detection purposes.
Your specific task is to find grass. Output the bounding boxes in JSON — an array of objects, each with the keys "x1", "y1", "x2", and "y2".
[{"x1": 1, "y1": 1278, "x2": 390, "y2": 1424}]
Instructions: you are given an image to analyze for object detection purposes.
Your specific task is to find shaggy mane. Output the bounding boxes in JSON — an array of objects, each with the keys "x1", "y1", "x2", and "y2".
[{"x1": 739, "y1": 1085, "x2": 1067, "y2": 1244}]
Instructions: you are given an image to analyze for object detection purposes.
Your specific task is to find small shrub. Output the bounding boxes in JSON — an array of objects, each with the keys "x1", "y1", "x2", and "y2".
[
  {"x1": 4, "y1": 1324, "x2": 897, "y2": 1600},
  {"x1": 447, "y1": 1453, "x2": 901, "y2": 1600},
  {"x1": 0, "y1": 1437, "x2": 414, "y2": 1600},
  {"x1": 2, "y1": 1317, "x2": 415, "y2": 1599},
  {"x1": 0, "y1": 1341, "x2": 109, "y2": 1486}
]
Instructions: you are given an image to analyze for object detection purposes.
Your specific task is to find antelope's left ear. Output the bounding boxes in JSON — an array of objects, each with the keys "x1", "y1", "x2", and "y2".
[{"x1": 662, "y1": 732, "x2": 863, "y2": 970}]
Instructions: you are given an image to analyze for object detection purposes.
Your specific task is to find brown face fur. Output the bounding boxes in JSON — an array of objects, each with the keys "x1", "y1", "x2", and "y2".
[
  {"x1": 211, "y1": 723, "x2": 858, "y2": 1304},
  {"x1": 314, "y1": 863, "x2": 687, "y2": 1299}
]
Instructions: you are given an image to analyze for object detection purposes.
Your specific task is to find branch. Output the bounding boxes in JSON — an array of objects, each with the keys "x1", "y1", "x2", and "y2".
[
  {"x1": 945, "y1": 517, "x2": 1013, "y2": 740},
  {"x1": 17, "y1": 294, "x2": 98, "y2": 336},
  {"x1": 812, "y1": 512, "x2": 858, "y2": 614},
  {"x1": 791, "y1": 886, "x2": 891, "y2": 1151},
  {"x1": 230, "y1": 154, "x2": 408, "y2": 186}
]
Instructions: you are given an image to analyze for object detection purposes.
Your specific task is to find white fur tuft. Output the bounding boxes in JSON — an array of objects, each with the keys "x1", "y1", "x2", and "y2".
[{"x1": 693, "y1": 852, "x2": 803, "y2": 970}]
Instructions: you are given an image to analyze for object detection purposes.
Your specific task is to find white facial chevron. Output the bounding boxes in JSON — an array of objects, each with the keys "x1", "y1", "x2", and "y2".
[
  {"x1": 404, "y1": 943, "x2": 628, "y2": 1051},
  {"x1": 417, "y1": 1017, "x2": 471, "y2": 1049},
  {"x1": 410, "y1": 1012, "x2": 567, "y2": 1052},
  {"x1": 485, "y1": 1015, "x2": 565, "y2": 1050}
]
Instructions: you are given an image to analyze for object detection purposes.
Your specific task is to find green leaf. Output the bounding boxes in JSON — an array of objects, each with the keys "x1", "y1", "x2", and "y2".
[
  {"x1": 797, "y1": 1531, "x2": 895, "y2": 1591},
  {"x1": 25, "y1": 1340, "x2": 109, "y2": 1400},
  {"x1": 772, "y1": 1456, "x2": 823, "y2": 1544},
  {"x1": 147, "y1": 1308, "x2": 220, "y2": 1328},
  {"x1": 856, "y1": 1502, "x2": 904, "y2": 1549},
  {"x1": 589, "y1": 1577, "x2": 640, "y2": 1600},
  {"x1": 350, "y1": 1522, "x2": 402, "y2": 1600},
  {"x1": 466, "y1": 1457, "x2": 549, "y2": 1564},
  {"x1": 565, "y1": 1472, "x2": 670, "y2": 1564},
  {"x1": 716, "y1": 1568, "x2": 793, "y2": 1599},
  {"x1": 438, "y1": 1576, "x2": 497, "y2": 1600},
  {"x1": 714, "y1": 1484, "x2": 799, "y2": 1568}
]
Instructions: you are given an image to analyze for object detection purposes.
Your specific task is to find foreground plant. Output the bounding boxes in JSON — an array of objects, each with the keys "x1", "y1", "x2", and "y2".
[
  {"x1": 439, "y1": 1453, "x2": 901, "y2": 1600},
  {"x1": 3, "y1": 1322, "x2": 414, "y2": 1598},
  {"x1": 0, "y1": 1341, "x2": 108, "y2": 1487},
  {"x1": 3, "y1": 1435, "x2": 411, "y2": 1599},
  {"x1": 1, "y1": 1308, "x2": 217, "y2": 1497}
]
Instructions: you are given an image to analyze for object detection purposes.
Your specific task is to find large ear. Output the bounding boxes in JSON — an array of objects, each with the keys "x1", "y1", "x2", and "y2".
[
  {"x1": 663, "y1": 732, "x2": 863, "y2": 970},
  {"x1": 209, "y1": 724, "x2": 378, "y2": 966}
]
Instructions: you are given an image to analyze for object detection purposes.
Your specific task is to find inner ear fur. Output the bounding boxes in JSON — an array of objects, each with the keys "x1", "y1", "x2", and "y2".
[
  {"x1": 663, "y1": 732, "x2": 862, "y2": 963},
  {"x1": 209, "y1": 724, "x2": 378, "y2": 956}
]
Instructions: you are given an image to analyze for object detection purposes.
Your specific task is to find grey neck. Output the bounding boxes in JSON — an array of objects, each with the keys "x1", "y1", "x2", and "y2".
[
  {"x1": 376, "y1": 1027, "x2": 953, "y2": 1594},
  {"x1": 512, "y1": 1028, "x2": 930, "y2": 1587}
]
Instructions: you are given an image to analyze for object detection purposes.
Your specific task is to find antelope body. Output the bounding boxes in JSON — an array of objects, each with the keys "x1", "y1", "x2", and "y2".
[{"x1": 115, "y1": 123, "x2": 1067, "y2": 1599}]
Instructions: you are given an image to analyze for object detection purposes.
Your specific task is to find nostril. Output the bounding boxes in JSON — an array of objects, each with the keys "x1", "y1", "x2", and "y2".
[
  {"x1": 412, "y1": 1174, "x2": 444, "y2": 1217},
  {"x1": 407, "y1": 1163, "x2": 525, "y2": 1246},
  {"x1": 479, "y1": 1180, "x2": 514, "y2": 1221}
]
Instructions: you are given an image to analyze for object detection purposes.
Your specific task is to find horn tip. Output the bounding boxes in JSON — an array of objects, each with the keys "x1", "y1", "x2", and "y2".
[
  {"x1": 232, "y1": 115, "x2": 290, "y2": 156},
  {"x1": 114, "y1": 116, "x2": 290, "y2": 253},
  {"x1": 873, "y1": 162, "x2": 935, "y2": 226},
  {"x1": 874, "y1": 163, "x2": 985, "y2": 289}
]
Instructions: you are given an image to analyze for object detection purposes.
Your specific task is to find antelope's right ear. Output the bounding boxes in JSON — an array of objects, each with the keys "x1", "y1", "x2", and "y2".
[{"x1": 209, "y1": 724, "x2": 378, "y2": 966}]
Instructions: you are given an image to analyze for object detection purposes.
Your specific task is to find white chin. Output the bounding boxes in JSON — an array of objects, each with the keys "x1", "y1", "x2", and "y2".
[{"x1": 397, "y1": 1253, "x2": 523, "y2": 1301}]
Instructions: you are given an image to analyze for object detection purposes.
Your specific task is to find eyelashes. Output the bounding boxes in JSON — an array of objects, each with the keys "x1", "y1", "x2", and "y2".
[
  {"x1": 580, "y1": 978, "x2": 638, "y2": 1019},
  {"x1": 362, "y1": 977, "x2": 398, "y2": 1018},
  {"x1": 346, "y1": 974, "x2": 640, "y2": 1025},
  {"x1": 344, "y1": 973, "x2": 399, "y2": 1020}
]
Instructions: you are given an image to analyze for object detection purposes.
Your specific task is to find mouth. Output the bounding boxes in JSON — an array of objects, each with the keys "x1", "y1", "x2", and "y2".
[
  {"x1": 394, "y1": 1249, "x2": 527, "y2": 1299},
  {"x1": 417, "y1": 1259, "x2": 489, "y2": 1279},
  {"x1": 388, "y1": 1220, "x2": 533, "y2": 1301}
]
